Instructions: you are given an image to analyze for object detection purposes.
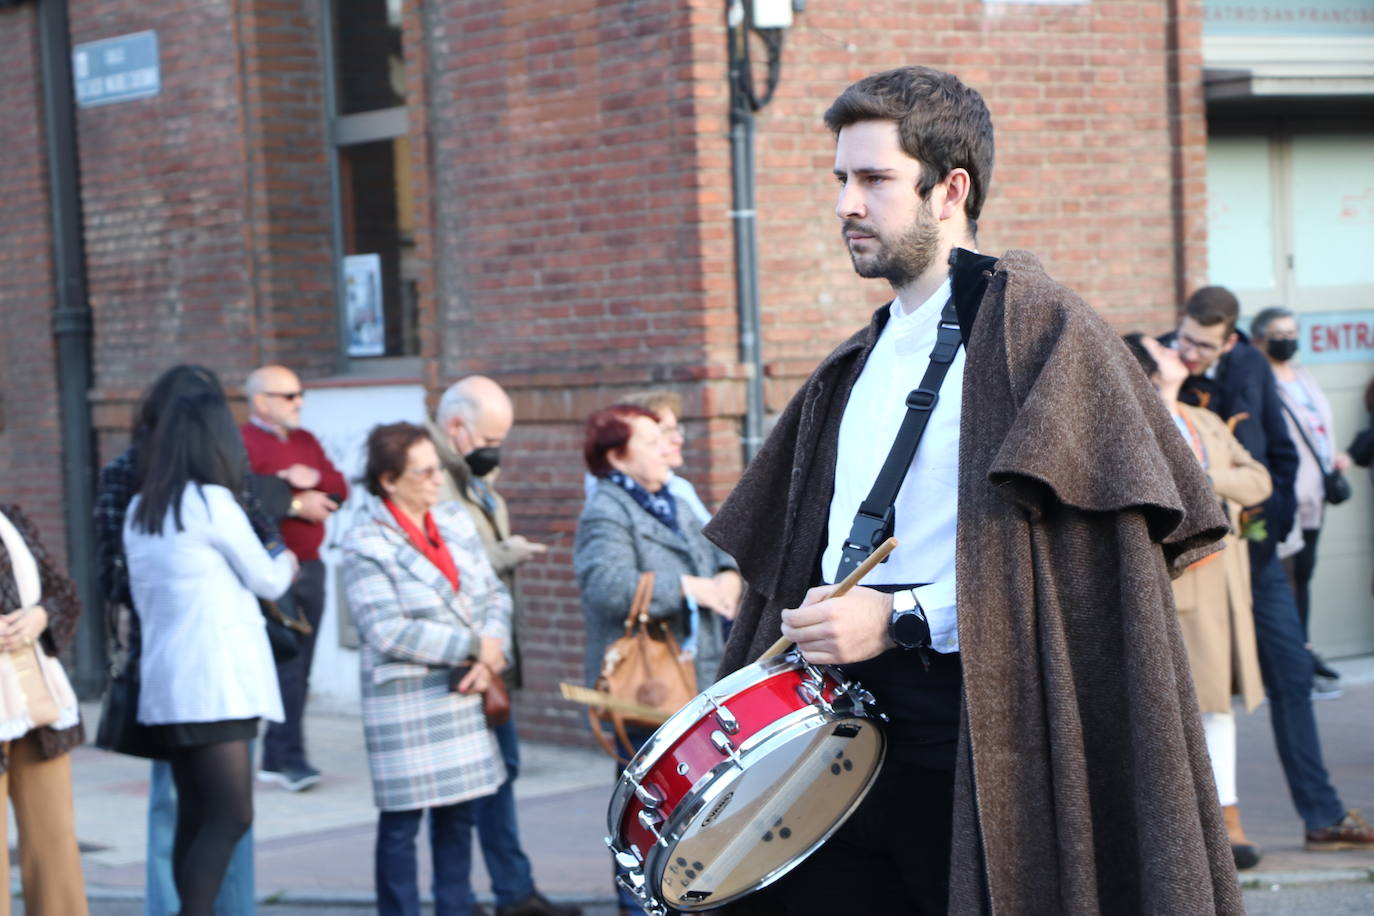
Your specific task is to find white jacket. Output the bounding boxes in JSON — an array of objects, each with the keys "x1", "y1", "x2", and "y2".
[{"x1": 124, "y1": 483, "x2": 294, "y2": 725}]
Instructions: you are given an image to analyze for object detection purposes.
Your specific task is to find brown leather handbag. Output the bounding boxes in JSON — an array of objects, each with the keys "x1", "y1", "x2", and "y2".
[
  {"x1": 588, "y1": 571, "x2": 697, "y2": 761},
  {"x1": 482, "y1": 672, "x2": 511, "y2": 728}
]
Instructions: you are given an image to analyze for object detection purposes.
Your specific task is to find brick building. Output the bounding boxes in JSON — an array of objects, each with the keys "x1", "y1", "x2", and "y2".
[{"x1": 2, "y1": 0, "x2": 1370, "y2": 745}]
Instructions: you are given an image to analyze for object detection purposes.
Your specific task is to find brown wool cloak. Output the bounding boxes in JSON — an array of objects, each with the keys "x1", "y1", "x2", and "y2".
[{"x1": 703, "y1": 250, "x2": 1243, "y2": 915}]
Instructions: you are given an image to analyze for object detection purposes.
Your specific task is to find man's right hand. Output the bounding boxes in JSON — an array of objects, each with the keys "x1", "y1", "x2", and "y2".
[
  {"x1": 277, "y1": 463, "x2": 322, "y2": 490},
  {"x1": 292, "y1": 490, "x2": 339, "y2": 523},
  {"x1": 505, "y1": 534, "x2": 548, "y2": 565}
]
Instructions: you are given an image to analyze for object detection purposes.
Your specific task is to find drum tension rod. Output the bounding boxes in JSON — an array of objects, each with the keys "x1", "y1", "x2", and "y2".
[
  {"x1": 638, "y1": 808, "x2": 671, "y2": 846},
  {"x1": 710, "y1": 729, "x2": 743, "y2": 767}
]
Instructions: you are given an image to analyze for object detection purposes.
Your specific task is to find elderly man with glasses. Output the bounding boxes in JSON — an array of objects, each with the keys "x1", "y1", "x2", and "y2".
[{"x1": 241, "y1": 364, "x2": 349, "y2": 791}]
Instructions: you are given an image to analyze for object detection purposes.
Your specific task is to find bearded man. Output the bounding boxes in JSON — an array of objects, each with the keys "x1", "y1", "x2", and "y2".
[{"x1": 703, "y1": 67, "x2": 1242, "y2": 914}]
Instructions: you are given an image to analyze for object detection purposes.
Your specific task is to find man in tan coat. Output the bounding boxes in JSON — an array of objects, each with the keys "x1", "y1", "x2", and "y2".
[{"x1": 430, "y1": 376, "x2": 574, "y2": 916}]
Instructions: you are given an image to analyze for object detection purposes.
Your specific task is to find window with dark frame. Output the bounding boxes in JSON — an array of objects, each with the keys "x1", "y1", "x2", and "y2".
[{"x1": 327, "y1": 0, "x2": 419, "y2": 360}]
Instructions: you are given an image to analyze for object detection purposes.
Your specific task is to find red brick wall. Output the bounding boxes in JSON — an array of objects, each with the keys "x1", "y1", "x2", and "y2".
[
  {"x1": 236, "y1": 0, "x2": 338, "y2": 377},
  {"x1": 418, "y1": 0, "x2": 732, "y2": 742},
  {"x1": 0, "y1": 5, "x2": 66, "y2": 553},
  {"x1": 73, "y1": 0, "x2": 336, "y2": 460},
  {"x1": 70, "y1": 0, "x2": 260, "y2": 400},
  {"x1": 744, "y1": 0, "x2": 1211, "y2": 401}
]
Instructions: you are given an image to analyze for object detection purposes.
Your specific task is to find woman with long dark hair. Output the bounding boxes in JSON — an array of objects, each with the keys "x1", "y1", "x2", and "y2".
[
  {"x1": 95, "y1": 364, "x2": 283, "y2": 916},
  {"x1": 122, "y1": 389, "x2": 296, "y2": 914}
]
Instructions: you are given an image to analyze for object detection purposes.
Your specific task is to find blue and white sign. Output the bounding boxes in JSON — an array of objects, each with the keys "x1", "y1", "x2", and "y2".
[
  {"x1": 1298, "y1": 311, "x2": 1374, "y2": 365},
  {"x1": 73, "y1": 31, "x2": 160, "y2": 108}
]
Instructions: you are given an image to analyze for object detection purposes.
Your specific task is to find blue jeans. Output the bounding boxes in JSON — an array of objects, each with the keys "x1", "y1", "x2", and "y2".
[
  {"x1": 146, "y1": 754, "x2": 256, "y2": 916},
  {"x1": 376, "y1": 802, "x2": 477, "y2": 916},
  {"x1": 474, "y1": 715, "x2": 535, "y2": 906},
  {"x1": 1249, "y1": 544, "x2": 1345, "y2": 829}
]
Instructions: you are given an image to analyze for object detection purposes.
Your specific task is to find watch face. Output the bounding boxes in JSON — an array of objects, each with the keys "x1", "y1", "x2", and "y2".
[{"x1": 891, "y1": 611, "x2": 928, "y2": 649}]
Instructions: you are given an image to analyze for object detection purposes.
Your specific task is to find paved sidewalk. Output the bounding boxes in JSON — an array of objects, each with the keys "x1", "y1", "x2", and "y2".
[{"x1": 70, "y1": 657, "x2": 1374, "y2": 909}]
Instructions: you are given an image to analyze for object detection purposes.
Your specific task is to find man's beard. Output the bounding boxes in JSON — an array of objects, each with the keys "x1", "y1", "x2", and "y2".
[{"x1": 845, "y1": 203, "x2": 941, "y2": 288}]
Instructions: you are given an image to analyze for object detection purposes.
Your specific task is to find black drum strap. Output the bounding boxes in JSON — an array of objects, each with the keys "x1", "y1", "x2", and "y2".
[{"x1": 834, "y1": 296, "x2": 962, "y2": 583}]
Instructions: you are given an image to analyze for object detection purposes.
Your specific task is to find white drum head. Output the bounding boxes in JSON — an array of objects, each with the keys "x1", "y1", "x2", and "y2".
[{"x1": 654, "y1": 715, "x2": 884, "y2": 911}]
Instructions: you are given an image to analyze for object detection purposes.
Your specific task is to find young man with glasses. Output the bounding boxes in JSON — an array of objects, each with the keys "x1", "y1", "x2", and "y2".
[{"x1": 242, "y1": 364, "x2": 349, "y2": 791}]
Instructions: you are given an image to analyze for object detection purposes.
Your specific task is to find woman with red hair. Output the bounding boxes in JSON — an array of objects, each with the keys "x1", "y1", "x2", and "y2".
[{"x1": 574, "y1": 403, "x2": 741, "y2": 916}]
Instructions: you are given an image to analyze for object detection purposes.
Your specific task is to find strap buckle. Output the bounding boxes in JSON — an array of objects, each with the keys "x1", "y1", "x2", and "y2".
[
  {"x1": 836, "y1": 507, "x2": 894, "y2": 579},
  {"x1": 905, "y1": 388, "x2": 938, "y2": 412}
]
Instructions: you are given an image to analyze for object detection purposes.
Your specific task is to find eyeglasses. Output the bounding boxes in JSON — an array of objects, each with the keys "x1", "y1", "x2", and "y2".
[
  {"x1": 264, "y1": 391, "x2": 305, "y2": 402},
  {"x1": 405, "y1": 465, "x2": 444, "y2": 479},
  {"x1": 661, "y1": 424, "x2": 686, "y2": 443}
]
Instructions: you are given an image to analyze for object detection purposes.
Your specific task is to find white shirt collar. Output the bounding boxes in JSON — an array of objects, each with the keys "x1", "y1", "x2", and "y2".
[{"x1": 889, "y1": 276, "x2": 954, "y2": 324}]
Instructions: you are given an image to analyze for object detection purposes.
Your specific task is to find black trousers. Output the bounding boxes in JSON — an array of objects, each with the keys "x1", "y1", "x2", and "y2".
[
  {"x1": 772, "y1": 649, "x2": 963, "y2": 915},
  {"x1": 262, "y1": 559, "x2": 325, "y2": 771}
]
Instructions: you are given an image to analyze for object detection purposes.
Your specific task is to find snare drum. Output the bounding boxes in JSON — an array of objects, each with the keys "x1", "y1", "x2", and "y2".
[{"x1": 606, "y1": 650, "x2": 886, "y2": 915}]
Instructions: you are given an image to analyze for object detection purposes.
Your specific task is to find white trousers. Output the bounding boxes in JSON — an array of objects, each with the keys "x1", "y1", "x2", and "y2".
[{"x1": 1201, "y1": 711, "x2": 1237, "y2": 806}]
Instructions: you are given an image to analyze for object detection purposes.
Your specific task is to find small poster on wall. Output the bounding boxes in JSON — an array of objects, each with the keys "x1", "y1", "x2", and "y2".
[{"x1": 344, "y1": 254, "x2": 385, "y2": 357}]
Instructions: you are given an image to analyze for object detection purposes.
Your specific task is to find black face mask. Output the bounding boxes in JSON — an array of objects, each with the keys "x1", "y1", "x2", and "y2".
[
  {"x1": 464, "y1": 446, "x2": 501, "y2": 477},
  {"x1": 1266, "y1": 338, "x2": 1299, "y2": 362}
]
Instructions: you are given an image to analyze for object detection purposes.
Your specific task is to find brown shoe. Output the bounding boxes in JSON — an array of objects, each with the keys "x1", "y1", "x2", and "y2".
[
  {"x1": 1222, "y1": 804, "x2": 1262, "y2": 869},
  {"x1": 1305, "y1": 808, "x2": 1374, "y2": 851}
]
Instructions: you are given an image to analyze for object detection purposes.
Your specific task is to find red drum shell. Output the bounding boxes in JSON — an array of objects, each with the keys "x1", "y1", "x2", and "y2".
[{"x1": 613, "y1": 657, "x2": 843, "y2": 865}]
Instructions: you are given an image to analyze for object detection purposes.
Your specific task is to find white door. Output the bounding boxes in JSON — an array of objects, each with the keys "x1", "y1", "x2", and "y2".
[{"x1": 1207, "y1": 128, "x2": 1374, "y2": 659}]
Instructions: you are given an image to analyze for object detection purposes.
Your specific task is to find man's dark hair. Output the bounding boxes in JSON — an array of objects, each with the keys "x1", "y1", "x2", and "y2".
[
  {"x1": 824, "y1": 66, "x2": 995, "y2": 227},
  {"x1": 1184, "y1": 286, "x2": 1241, "y2": 335},
  {"x1": 131, "y1": 390, "x2": 248, "y2": 535},
  {"x1": 1121, "y1": 332, "x2": 1158, "y2": 377},
  {"x1": 362, "y1": 422, "x2": 432, "y2": 498}
]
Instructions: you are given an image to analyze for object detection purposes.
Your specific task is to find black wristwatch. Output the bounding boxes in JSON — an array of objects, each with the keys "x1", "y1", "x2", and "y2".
[{"x1": 889, "y1": 589, "x2": 931, "y2": 650}]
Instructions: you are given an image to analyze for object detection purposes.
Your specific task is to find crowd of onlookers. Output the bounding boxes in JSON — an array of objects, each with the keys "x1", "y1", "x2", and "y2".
[
  {"x1": 1141, "y1": 288, "x2": 1374, "y2": 868},
  {"x1": 0, "y1": 283, "x2": 1371, "y2": 914}
]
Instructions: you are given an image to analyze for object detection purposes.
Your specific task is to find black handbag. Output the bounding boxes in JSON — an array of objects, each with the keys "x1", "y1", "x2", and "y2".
[
  {"x1": 1349, "y1": 420, "x2": 1374, "y2": 469},
  {"x1": 1280, "y1": 401, "x2": 1351, "y2": 506},
  {"x1": 94, "y1": 605, "x2": 162, "y2": 759},
  {"x1": 260, "y1": 594, "x2": 311, "y2": 664}
]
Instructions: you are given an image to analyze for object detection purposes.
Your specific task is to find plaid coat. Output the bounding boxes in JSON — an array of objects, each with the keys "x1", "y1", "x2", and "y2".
[{"x1": 341, "y1": 499, "x2": 511, "y2": 811}]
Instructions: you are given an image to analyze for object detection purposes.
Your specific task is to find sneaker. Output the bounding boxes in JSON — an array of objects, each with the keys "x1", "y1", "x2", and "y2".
[
  {"x1": 1310, "y1": 650, "x2": 1341, "y2": 681},
  {"x1": 1305, "y1": 809, "x2": 1374, "y2": 851},
  {"x1": 1312, "y1": 676, "x2": 1344, "y2": 700},
  {"x1": 496, "y1": 889, "x2": 583, "y2": 916},
  {"x1": 257, "y1": 763, "x2": 321, "y2": 792}
]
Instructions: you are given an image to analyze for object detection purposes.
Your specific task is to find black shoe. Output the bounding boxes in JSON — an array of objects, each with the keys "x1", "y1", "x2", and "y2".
[
  {"x1": 1310, "y1": 650, "x2": 1341, "y2": 681},
  {"x1": 496, "y1": 889, "x2": 582, "y2": 916},
  {"x1": 1231, "y1": 841, "x2": 1262, "y2": 870}
]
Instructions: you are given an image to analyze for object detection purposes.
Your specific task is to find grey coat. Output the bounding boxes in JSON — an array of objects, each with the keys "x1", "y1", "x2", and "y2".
[{"x1": 575, "y1": 480, "x2": 736, "y2": 689}]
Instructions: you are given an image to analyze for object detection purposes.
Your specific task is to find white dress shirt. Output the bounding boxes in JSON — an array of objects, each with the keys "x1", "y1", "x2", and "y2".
[
  {"x1": 124, "y1": 484, "x2": 294, "y2": 724},
  {"x1": 822, "y1": 278, "x2": 963, "y2": 653}
]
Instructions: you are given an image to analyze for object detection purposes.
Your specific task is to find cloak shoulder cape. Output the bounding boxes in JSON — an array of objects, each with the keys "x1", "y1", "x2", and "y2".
[{"x1": 705, "y1": 249, "x2": 1241, "y2": 915}]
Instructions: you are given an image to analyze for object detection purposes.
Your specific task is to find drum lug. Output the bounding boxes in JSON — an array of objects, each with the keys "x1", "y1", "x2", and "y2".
[
  {"x1": 707, "y1": 696, "x2": 740, "y2": 734},
  {"x1": 710, "y1": 728, "x2": 743, "y2": 767},
  {"x1": 795, "y1": 681, "x2": 834, "y2": 716},
  {"x1": 635, "y1": 781, "x2": 665, "y2": 809}
]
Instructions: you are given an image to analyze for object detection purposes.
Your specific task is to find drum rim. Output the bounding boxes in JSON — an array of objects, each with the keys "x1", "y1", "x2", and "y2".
[
  {"x1": 607, "y1": 652, "x2": 807, "y2": 837},
  {"x1": 642, "y1": 708, "x2": 887, "y2": 912}
]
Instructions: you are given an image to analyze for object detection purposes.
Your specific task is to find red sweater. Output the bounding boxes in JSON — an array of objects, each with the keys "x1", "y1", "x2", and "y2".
[{"x1": 241, "y1": 422, "x2": 348, "y2": 561}]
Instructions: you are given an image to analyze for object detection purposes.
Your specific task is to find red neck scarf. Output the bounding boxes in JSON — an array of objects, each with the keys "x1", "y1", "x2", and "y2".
[{"x1": 383, "y1": 499, "x2": 460, "y2": 593}]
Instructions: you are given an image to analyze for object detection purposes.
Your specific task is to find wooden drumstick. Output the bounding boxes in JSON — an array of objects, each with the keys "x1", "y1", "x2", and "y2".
[{"x1": 756, "y1": 536, "x2": 899, "y2": 662}]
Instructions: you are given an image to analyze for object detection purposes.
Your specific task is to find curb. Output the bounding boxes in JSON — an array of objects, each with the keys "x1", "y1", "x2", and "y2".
[
  {"x1": 1239, "y1": 867, "x2": 1374, "y2": 889},
  {"x1": 83, "y1": 885, "x2": 619, "y2": 908}
]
